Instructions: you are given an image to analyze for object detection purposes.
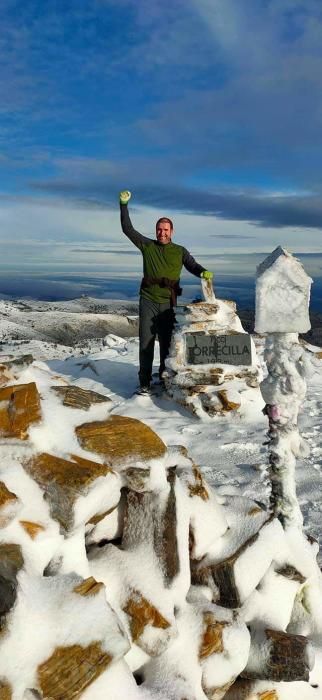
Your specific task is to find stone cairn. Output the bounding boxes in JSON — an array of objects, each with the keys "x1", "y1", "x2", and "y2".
[
  {"x1": 164, "y1": 279, "x2": 261, "y2": 418},
  {"x1": 0, "y1": 341, "x2": 321, "y2": 697}
]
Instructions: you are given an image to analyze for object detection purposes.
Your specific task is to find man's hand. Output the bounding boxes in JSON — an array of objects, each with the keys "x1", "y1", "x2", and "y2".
[
  {"x1": 119, "y1": 190, "x2": 131, "y2": 205},
  {"x1": 201, "y1": 270, "x2": 213, "y2": 280}
]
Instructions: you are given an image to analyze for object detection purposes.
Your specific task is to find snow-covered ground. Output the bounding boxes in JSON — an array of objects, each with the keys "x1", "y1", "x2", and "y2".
[
  {"x1": 1, "y1": 297, "x2": 322, "y2": 699},
  {"x1": 0, "y1": 297, "x2": 139, "y2": 354},
  {"x1": 0, "y1": 297, "x2": 321, "y2": 553}
]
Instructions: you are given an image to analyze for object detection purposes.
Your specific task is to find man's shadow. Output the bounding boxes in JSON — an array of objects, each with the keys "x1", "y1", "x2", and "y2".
[{"x1": 48, "y1": 357, "x2": 139, "y2": 400}]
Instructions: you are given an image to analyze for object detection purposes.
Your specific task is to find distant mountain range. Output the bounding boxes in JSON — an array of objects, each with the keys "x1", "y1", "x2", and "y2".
[
  {"x1": 239, "y1": 308, "x2": 322, "y2": 347},
  {"x1": 0, "y1": 298, "x2": 321, "y2": 358}
]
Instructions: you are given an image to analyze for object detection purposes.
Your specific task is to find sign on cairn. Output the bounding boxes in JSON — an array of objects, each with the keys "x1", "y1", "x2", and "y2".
[{"x1": 164, "y1": 278, "x2": 260, "y2": 417}]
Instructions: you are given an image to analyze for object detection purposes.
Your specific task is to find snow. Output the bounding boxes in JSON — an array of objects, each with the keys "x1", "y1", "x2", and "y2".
[
  {"x1": 1, "y1": 296, "x2": 322, "y2": 698},
  {"x1": 255, "y1": 247, "x2": 312, "y2": 334},
  {"x1": 178, "y1": 468, "x2": 228, "y2": 560},
  {"x1": 0, "y1": 572, "x2": 129, "y2": 700},
  {"x1": 80, "y1": 660, "x2": 144, "y2": 700}
]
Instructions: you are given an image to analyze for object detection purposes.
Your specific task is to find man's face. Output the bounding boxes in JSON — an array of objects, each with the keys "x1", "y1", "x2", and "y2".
[{"x1": 156, "y1": 221, "x2": 173, "y2": 245}]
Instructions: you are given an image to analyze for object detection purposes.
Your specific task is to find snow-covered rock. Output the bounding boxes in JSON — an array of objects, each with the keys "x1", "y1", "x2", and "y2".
[
  {"x1": 255, "y1": 247, "x2": 312, "y2": 334},
  {"x1": 0, "y1": 333, "x2": 321, "y2": 699}
]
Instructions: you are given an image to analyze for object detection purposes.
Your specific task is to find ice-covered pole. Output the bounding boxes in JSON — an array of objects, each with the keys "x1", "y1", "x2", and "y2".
[
  {"x1": 201, "y1": 277, "x2": 216, "y2": 303},
  {"x1": 255, "y1": 247, "x2": 312, "y2": 529}
]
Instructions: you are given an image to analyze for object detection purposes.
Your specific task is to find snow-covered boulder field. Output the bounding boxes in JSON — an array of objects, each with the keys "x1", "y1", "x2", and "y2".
[{"x1": 0, "y1": 355, "x2": 322, "y2": 699}]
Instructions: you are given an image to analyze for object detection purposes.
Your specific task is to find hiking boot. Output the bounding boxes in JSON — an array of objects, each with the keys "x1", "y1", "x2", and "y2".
[{"x1": 135, "y1": 384, "x2": 151, "y2": 396}]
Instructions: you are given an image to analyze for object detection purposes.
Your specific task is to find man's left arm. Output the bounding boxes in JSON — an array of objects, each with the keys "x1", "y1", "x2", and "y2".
[{"x1": 182, "y1": 248, "x2": 207, "y2": 277}]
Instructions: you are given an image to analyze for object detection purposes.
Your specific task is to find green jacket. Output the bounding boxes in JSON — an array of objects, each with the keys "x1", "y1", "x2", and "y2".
[{"x1": 120, "y1": 203, "x2": 205, "y2": 303}]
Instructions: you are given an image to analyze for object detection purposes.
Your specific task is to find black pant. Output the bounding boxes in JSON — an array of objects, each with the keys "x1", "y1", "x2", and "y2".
[{"x1": 139, "y1": 296, "x2": 175, "y2": 387}]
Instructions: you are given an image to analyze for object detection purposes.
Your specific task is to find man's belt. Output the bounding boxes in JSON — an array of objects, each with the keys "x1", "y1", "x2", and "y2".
[{"x1": 140, "y1": 276, "x2": 182, "y2": 306}]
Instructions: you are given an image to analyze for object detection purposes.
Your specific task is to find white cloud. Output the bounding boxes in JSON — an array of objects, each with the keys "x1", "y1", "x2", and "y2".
[{"x1": 0, "y1": 197, "x2": 321, "y2": 278}]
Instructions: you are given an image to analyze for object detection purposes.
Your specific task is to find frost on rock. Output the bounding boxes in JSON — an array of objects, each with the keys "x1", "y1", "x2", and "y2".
[
  {"x1": 0, "y1": 571, "x2": 129, "y2": 699},
  {"x1": 255, "y1": 246, "x2": 312, "y2": 335},
  {"x1": 24, "y1": 452, "x2": 121, "y2": 534},
  {"x1": 255, "y1": 248, "x2": 312, "y2": 527},
  {"x1": 163, "y1": 283, "x2": 261, "y2": 419},
  {"x1": 0, "y1": 356, "x2": 321, "y2": 699}
]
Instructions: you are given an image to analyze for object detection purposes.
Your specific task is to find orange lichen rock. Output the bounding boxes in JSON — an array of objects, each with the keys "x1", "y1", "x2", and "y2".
[
  {"x1": 37, "y1": 643, "x2": 112, "y2": 700},
  {"x1": 0, "y1": 482, "x2": 17, "y2": 508},
  {"x1": 188, "y1": 466, "x2": 209, "y2": 501},
  {"x1": 19, "y1": 521, "x2": 45, "y2": 539},
  {"x1": 73, "y1": 577, "x2": 105, "y2": 597},
  {"x1": 25, "y1": 452, "x2": 110, "y2": 490},
  {"x1": 0, "y1": 482, "x2": 19, "y2": 527},
  {"x1": 199, "y1": 612, "x2": 227, "y2": 659},
  {"x1": 0, "y1": 382, "x2": 41, "y2": 439},
  {"x1": 0, "y1": 683, "x2": 12, "y2": 700},
  {"x1": 123, "y1": 590, "x2": 170, "y2": 642},
  {"x1": 217, "y1": 390, "x2": 241, "y2": 412},
  {"x1": 69, "y1": 453, "x2": 114, "y2": 474},
  {"x1": 76, "y1": 415, "x2": 166, "y2": 465},
  {"x1": 86, "y1": 504, "x2": 117, "y2": 526},
  {"x1": 25, "y1": 453, "x2": 113, "y2": 531}
]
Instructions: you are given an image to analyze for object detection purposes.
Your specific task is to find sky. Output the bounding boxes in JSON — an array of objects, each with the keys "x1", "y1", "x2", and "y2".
[{"x1": 1, "y1": 0, "x2": 322, "y2": 301}]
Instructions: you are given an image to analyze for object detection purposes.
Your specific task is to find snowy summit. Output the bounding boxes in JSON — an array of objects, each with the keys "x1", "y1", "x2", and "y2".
[{"x1": 0, "y1": 271, "x2": 322, "y2": 699}]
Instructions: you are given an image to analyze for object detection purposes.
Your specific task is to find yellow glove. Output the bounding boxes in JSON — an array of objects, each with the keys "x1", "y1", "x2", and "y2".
[
  {"x1": 201, "y1": 270, "x2": 213, "y2": 280},
  {"x1": 119, "y1": 190, "x2": 131, "y2": 205}
]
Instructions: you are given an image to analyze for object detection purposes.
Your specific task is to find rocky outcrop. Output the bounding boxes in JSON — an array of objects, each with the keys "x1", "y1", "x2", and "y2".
[{"x1": 0, "y1": 362, "x2": 319, "y2": 699}]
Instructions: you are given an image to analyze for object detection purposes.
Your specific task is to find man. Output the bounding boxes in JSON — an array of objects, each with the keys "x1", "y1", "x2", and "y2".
[{"x1": 119, "y1": 190, "x2": 213, "y2": 393}]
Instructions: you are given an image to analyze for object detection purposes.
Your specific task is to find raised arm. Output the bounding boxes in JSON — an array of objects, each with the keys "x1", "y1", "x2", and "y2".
[{"x1": 119, "y1": 191, "x2": 151, "y2": 250}]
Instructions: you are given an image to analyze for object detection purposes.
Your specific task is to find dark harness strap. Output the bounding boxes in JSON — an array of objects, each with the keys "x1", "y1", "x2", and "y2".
[{"x1": 140, "y1": 276, "x2": 182, "y2": 306}]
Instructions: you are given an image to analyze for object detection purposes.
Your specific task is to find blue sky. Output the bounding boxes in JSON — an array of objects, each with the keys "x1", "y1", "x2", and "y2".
[{"x1": 1, "y1": 0, "x2": 322, "y2": 296}]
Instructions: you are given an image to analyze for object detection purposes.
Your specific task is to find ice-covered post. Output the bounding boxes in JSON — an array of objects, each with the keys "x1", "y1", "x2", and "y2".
[
  {"x1": 201, "y1": 277, "x2": 216, "y2": 304},
  {"x1": 255, "y1": 247, "x2": 312, "y2": 528}
]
